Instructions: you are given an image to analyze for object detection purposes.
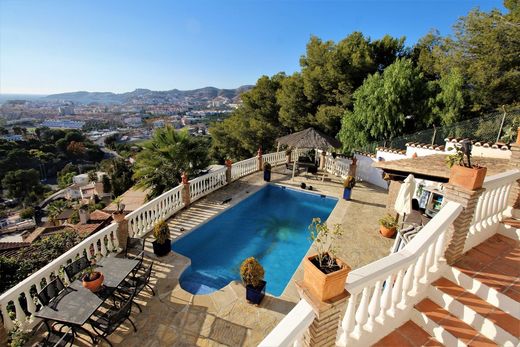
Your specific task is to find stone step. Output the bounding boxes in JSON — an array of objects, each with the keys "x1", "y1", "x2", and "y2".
[
  {"x1": 413, "y1": 298, "x2": 498, "y2": 347},
  {"x1": 501, "y1": 217, "x2": 520, "y2": 229},
  {"x1": 428, "y1": 277, "x2": 519, "y2": 346},
  {"x1": 445, "y1": 265, "x2": 520, "y2": 320},
  {"x1": 372, "y1": 320, "x2": 442, "y2": 347}
]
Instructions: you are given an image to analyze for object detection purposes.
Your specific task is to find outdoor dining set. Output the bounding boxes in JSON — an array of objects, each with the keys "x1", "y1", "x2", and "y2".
[{"x1": 34, "y1": 237, "x2": 154, "y2": 347}]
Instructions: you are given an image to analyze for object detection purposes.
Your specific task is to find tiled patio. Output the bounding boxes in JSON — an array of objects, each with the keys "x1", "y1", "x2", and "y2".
[{"x1": 28, "y1": 166, "x2": 394, "y2": 346}]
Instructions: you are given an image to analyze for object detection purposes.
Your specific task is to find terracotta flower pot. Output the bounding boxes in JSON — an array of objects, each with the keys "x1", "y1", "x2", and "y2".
[
  {"x1": 303, "y1": 254, "x2": 350, "y2": 302},
  {"x1": 112, "y1": 212, "x2": 125, "y2": 223},
  {"x1": 449, "y1": 165, "x2": 487, "y2": 191},
  {"x1": 380, "y1": 225, "x2": 397, "y2": 238},
  {"x1": 82, "y1": 272, "x2": 104, "y2": 292}
]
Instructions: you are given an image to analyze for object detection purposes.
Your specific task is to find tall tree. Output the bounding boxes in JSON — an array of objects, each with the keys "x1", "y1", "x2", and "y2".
[
  {"x1": 339, "y1": 59, "x2": 431, "y2": 150},
  {"x1": 134, "y1": 127, "x2": 210, "y2": 198},
  {"x1": 1, "y1": 169, "x2": 44, "y2": 206}
]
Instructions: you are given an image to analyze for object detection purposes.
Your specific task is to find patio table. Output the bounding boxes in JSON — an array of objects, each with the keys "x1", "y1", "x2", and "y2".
[{"x1": 35, "y1": 257, "x2": 140, "y2": 342}]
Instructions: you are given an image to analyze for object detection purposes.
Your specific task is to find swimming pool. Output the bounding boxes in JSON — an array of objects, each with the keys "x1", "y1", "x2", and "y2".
[{"x1": 172, "y1": 184, "x2": 338, "y2": 296}]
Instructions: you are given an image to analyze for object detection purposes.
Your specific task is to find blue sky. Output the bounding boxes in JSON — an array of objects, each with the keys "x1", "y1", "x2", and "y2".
[{"x1": 0, "y1": 0, "x2": 504, "y2": 95}]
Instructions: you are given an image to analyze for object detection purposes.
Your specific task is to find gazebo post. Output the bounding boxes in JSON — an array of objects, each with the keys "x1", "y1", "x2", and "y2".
[
  {"x1": 292, "y1": 146, "x2": 298, "y2": 181},
  {"x1": 277, "y1": 142, "x2": 280, "y2": 152}
]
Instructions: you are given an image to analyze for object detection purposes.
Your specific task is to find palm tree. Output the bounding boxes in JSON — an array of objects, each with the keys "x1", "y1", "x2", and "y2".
[
  {"x1": 133, "y1": 127, "x2": 210, "y2": 199},
  {"x1": 47, "y1": 200, "x2": 70, "y2": 225}
]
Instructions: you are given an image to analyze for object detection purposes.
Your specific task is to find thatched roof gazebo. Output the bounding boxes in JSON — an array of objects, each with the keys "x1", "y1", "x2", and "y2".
[
  {"x1": 276, "y1": 127, "x2": 341, "y2": 150},
  {"x1": 275, "y1": 127, "x2": 341, "y2": 179}
]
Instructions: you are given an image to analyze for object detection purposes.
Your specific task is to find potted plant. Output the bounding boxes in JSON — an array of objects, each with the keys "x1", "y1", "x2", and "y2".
[
  {"x1": 112, "y1": 196, "x2": 125, "y2": 222},
  {"x1": 263, "y1": 162, "x2": 272, "y2": 182},
  {"x1": 152, "y1": 220, "x2": 171, "y2": 256},
  {"x1": 240, "y1": 257, "x2": 266, "y2": 305},
  {"x1": 343, "y1": 176, "x2": 356, "y2": 200},
  {"x1": 303, "y1": 218, "x2": 350, "y2": 302},
  {"x1": 82, "y1": 261, "x2": 104, "y2": 292},
  {"x1": 378, "y1": 214, "x2": 397, "y2": 238},
  {"x1": 446, "y1": 140, "x2": 487, "y2": 190}
]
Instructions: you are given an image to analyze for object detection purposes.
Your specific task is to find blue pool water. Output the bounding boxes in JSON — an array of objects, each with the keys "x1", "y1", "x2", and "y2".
[{"x1": 172, "y1": 184, "x2": 338, "y2": 296}]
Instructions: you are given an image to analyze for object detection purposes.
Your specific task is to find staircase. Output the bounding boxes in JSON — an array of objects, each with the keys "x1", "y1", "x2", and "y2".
[{"x1": 373, "y1": 233, "x2": 520, "y2": 347}]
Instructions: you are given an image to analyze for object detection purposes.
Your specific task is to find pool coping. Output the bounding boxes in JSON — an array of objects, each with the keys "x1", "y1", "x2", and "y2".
[{"x1": 170, "y1": 181, "x2": 340, "y2": 298}]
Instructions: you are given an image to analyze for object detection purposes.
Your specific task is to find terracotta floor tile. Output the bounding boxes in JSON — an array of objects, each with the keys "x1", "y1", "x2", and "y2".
[
  {"x1": 373, "y1": 330, "x2": 414, "y2": 347},
  {"x1": 485, "y1": 308, "x2": 520, "y2": 337},
  {"x1": 472, "y1": 272, "x2": 510, "y2": 291},
  {"x1": 456, "y1": 292, "x2": 495, "y2": 316},
  {"x1": 423, "y1": 337, "x2": 444, "y2": 346},
  {"x1": 415, "y1": 299, "x2": 448, "y2": 324},
  {"x1": 433, "y1": 278, "x2": 466, "y2": 299},
  {"x1": 493, "y1": 234, "x2": 518, "y2": 247},
  {"x1": 466, "y1": 248, "x2": 498, "y2": 264},
  {"x1": 453, "y1": 257, "x2": 486, "y2": 275},
  {"x1": 484, "y1": 260, "x2": 520, "y2": 277},
  {"x1": 502, "y1": 249, "x2": 520, "y2": 260},
  {"x1": 503, "y1": 287, "x2": 520, "y2": 301},
  {"x1": 395, "y1": 321, "x2": 431, "y2": 347},
  {"x1": 475, "y1": 235, "x2": 515, "y2": 257},
  {"x1": 438, "y1": 315, "x2": 478, "y2": 344},
  {"x1": 466, "y1": 333, "x2": 498, "y2": 347}
]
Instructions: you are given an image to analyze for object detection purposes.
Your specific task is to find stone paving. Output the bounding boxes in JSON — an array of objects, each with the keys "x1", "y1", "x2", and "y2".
[{"x1": 28, "y1": 166, "x2": 394, "y2": 346}]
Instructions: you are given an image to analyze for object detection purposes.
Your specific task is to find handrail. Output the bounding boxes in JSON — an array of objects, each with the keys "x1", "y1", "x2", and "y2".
[
  {"x1": 0, "y1": 223, "x2": 119, "y2": 330},
  {"x1": 258, "y1": 300, "x2": 315, "y2": 347}
]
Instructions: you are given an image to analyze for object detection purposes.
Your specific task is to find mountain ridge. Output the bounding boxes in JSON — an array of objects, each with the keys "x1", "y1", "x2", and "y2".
[{"x1": 43, "y1": 85, "x2": 253, "y2": 105}]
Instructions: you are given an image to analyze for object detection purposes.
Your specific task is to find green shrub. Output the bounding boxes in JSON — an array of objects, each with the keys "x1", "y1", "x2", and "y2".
[
  {"x1": 153, "y1": 220, "x2": 169, "y2": 244},
  {"x1": 240, "y1": 257, "x2": 264, "y2": 288}
]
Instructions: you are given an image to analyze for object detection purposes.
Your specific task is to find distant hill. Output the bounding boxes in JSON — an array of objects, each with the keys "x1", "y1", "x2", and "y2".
[{"x1": 43, "y1": 86, "x2": 254, "y2": 105}]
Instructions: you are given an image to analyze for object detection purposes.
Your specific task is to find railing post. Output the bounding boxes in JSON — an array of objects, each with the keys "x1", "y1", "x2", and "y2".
[
  {"x1": 225, "y1": 159, "x2": 232, "y2": 184},
  {"x1": 507, "y1": 134, "x2": 520, "y2": 217},
  {"x1": 115, "y1": 216, "x2": 129, "y2": 251},
  {"x1": 181, "y1": 172, "x2": 191, "y2": 207},
  {"x1": 349, "y1": 157, "x2": 357, "y2": 177},
  {"x1": 296, "y1": 282, "x2": 349, "y2": 347},
  {"x1": 257, "y1": 147, "x2": 263, "y2": 171},
  {"x1": 443, "y1": 183, "x2": 484, "y2": 265}
]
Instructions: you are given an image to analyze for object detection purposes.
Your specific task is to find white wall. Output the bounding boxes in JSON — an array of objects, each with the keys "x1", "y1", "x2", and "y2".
[
  {"x1": 375, "y1": 150, "x2": 407, "y2": 161},
  {"x1": 405, "y1": 147, "x2": 442, "y2": 158},
  {"x1": 354, "y1": 154, "x2": 389, "y2": 190}
]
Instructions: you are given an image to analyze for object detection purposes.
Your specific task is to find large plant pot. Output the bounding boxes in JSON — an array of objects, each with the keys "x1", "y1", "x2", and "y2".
[
  {"x1": 303, "y1": 254, "x2": 350, "y2": 302},
  {"x1": 112, "y1": 212, "x2": 125, "y2": 222},
  {"x1": 343, "y1": 188, "x2": 352, "y2": 200},
  {"x1": 246, "y1": 280, "x2": 266, "y2": 305},
  {"x1": 380, "y1": 225, "x2": 397, "y2": 238},
  {"x1": 449, "y1": 165, "x2": 487, "y2": 191},
  {"x1": 263, "y1": 170, "x2": 271, "y2": 182},
  {"x1": 152, "y1": 239, "x2": 171, "y2": 257},
  {"x1": 82, "y1": 272, "x2": 104, "y2": 292}
]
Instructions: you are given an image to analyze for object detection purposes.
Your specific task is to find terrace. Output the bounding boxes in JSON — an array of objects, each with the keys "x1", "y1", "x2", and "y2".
[
  {"x1": 0, "y1": 150, "x2": 392, "y2": 346},
  {"x1": 2, "y1": 145, "x2": 520, "y2": 347}
]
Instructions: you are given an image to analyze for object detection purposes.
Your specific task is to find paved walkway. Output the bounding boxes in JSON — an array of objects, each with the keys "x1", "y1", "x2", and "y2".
[{"x1": 28, "y1": 166, "x2": 394, "y2": 346}]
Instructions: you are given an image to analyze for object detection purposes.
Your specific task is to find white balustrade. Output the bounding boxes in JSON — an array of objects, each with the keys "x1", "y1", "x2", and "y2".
[
  {"x1": 258, "y1": 300, "x2": 315, "y2": 347},
  {"x1": 336, "y1": 201, "x2": 463, "y2": 346},
  {"x1": 231, "y1": 157, "x2": 258, "y2": 181},
  {"x1": 0, "y1": 223, "x2": 119, "y2": 330},
  {"x1": 465, "y1": 169, "x2": 520, "y2": 252},
  {"x1": 323, "y1": 156, "x2": 351, "y2": 178},
  {"x1": 189, "y1": 167, "x2": 227, "y2": 203},
  {"x1": 263, "y1": 151, "x2": 286, "y2": 167},
  {"x1": 125, "y1": 184, "x2": 185, "y2": 238}
]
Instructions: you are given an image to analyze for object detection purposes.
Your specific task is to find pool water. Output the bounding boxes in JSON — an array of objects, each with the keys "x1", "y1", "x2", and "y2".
[{"x1": 172, "y1": 184, "x2": 338, "y2": 296}]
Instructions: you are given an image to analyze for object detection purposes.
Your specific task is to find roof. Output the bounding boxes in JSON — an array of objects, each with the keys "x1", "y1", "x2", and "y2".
[
  {"x1": 103, "y1": 187, "x2": 150, "y2": 213},
  {"x1": 72, "y1": 223, "x2": 100, "y2": 237},
  {"x1": 276, "y1": 127, "x2": 341, "y2": 149},
  {"x1": 374, "y1": 154, "x2": 513, "y2": 181},
  {"x1": 89, "y1": 210, "x2": 111, "y2": 221},
  {"x1": 444, "y1": 137, "x2": 511, "y2": 150},
  {"x1": 56, "y1": 209, "x2": 74, "y2": 220}
]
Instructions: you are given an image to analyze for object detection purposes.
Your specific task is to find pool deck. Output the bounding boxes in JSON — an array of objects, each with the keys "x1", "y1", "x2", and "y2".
[{"x1": 28, "y1": 166, "x2": 393, "y2": 346}]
